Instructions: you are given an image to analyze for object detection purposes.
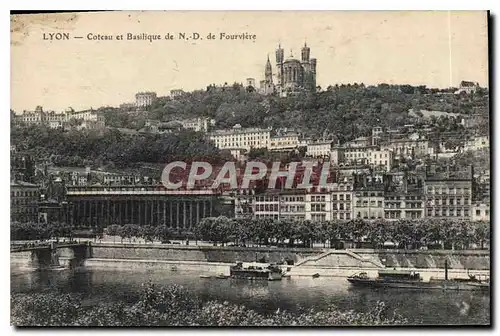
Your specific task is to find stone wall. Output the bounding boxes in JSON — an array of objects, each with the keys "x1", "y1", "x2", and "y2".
[
  {"x1": 89, "y1": 244, "x2": 490, "y2": 270},
  {"x1": 356, "y1": 249, "x2": 490, "y2": 270},
  {"x1": 90, "y1": 243, "x2": 322, "y2": 264}
]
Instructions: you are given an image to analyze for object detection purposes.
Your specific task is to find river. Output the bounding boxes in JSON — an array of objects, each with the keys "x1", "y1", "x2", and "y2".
[{"x1": 11, "y1": 267, "x2": 490, "y2": 325}]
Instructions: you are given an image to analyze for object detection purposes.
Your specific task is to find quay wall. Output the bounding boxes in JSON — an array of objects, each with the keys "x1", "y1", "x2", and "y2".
[
  {"x1": 90, "y1": 243, "x2": 321, "y2": 264},
  {"x1": 89, "y1": 244, "x2": 490, "y2": 270}
]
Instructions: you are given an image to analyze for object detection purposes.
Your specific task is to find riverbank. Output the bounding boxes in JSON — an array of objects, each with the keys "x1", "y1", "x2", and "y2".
[
  {"x1": 80, "y1": 257, "x2": 489, "y2": 281},
  {"x1": 88, "y1": 243, "x2": 490, "y2": 267},
  {"x1": 11, "y1": 243, "x2": 490, "y2": 279},
  {"x1": 11, "y1": 282, "x2": 412, "y2": 326}
]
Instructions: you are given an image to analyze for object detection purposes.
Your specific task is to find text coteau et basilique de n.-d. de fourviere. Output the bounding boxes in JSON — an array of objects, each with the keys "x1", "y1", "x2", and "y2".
[{"x1": 247, "y1": 42, "x2": 317, "y2": 97}]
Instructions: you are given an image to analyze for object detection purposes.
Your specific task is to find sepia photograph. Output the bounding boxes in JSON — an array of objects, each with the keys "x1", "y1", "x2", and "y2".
[{"x1": 10, "y1": 10, "x2": 491, "y2": 327}]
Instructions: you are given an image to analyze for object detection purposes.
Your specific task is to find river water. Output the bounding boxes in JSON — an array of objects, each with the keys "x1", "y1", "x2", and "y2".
[{"x1": 11, "y1": 267, "x2": 490, "y2": 325}]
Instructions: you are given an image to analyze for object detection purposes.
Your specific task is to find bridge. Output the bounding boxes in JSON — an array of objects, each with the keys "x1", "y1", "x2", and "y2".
[
  {"x1": 11, "y1": 241, "x2": 88, "y2": 252},
  {"x1": 11, "y1": 241, "x2": 92, "y2": 270}
]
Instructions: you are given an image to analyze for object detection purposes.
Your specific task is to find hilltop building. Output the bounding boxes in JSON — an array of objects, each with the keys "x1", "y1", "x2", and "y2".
[
  {"x1": 455, "y1": 81, "x2": 480, "y2": 95},
  {"x1": 12, "y1": 106, "x2": 105, "y2": 129},
  {"x1": 135, "y1": 91, "x2": 157, "y2": 107},
  {"x1": 251, "y1": 42, "x2": 317, "y2": 97}
]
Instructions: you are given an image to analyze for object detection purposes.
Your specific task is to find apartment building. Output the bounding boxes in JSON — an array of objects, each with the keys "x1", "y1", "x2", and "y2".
[
  {"x1": 341, "y1": 145, "x2": 379, "y2": 165},
  {"x1": 384, "y1": 191, "x2": 424, "y2": 220},
  {"x1": 180, "y1": 117, "x2": 210, "y2": 133},
  {"x1": 269, "y1": 133, "x2": 299, "y2": 151},
  {"x1": 208, "y1": 124, "x2": 271, "y2": 151},
  {"x1": 306, "y1": 141, "x2": 333, "y2": 158},
  {"x1": 380, "y1": 139, "x2": 433, "y2": 160},
  {"x1": 330, "y1": 181, "x2": 353, "y2": 220},
  {"x1": 11, "y1": 180, "x2": 40, "y2": 223},
  {"x1": 353, "y1": 187, "x2": 385, "y2": 220},
  {"x1": 424, "y1": 168, "x2": 473, "y2": 220},
  {"x1": 367, "y1": 149, "x2": 393, "y2": 172}
]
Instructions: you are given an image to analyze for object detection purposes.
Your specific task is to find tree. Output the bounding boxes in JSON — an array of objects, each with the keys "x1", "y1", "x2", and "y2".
[
  {"x1": 141, "y1": 225, "x2": 156, "y2": 243},
  {"x1": 326, "y1": 220, "x2": 341, "y2": 248},
  {"x1": 106, "y1": 224, "x2": 120, "y2": 243},
  {"x1": 118, "y1": 224, "x2": 140, "y2": 243},
  {"x1": 346, "y1": 218, "x2": 369, "y2": 248},
  {"x1": 154, "y1": 226, "x2": 173, "y2": 243},
  {"x1": 367, "y1": 220, "x2": 393, "y2": 249},
  {"x1": 474, "y1": 220, "x2": 490, "y2": 249}
]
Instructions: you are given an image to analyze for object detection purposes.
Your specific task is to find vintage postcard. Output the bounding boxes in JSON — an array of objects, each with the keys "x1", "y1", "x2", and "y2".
[{"x1": 10, "y1": 11, "x2": 490, "y2": 327}]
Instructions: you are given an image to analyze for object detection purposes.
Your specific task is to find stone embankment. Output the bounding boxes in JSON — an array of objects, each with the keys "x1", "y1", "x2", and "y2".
[{"x1": 11, "y1": 243, "x2": 490, "y2": 279}]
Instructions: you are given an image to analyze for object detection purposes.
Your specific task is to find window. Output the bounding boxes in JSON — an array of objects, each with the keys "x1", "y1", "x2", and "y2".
[
  {"x1": 486, "y1": 210, "x2": 490, "y2": 216},
  {"x1": 476, "y1": 210, "x2": 481, "y2": 216}
]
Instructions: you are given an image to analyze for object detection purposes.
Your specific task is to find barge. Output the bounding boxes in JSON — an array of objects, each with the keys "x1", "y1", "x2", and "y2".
[{"x1": 230, "y1": 262, "x2": 283, "y2": 281}]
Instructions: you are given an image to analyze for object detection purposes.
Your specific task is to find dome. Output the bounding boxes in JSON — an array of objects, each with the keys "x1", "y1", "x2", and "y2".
[{"x1": 284, "y1": 57, "x2": 301, "y2": 64}]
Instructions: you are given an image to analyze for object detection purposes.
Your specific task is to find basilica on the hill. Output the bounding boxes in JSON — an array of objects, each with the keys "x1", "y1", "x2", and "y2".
[{"x1": 247, "y1": 43, "x2": 317, "y2": 97}]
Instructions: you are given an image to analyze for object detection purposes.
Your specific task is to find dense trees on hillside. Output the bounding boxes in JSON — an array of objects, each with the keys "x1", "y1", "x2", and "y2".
[
  {"x1": 106, "y1": 84, "x2": 488, "y2": 142},
  {"x1": 11, "y1": 84, "x2": 489, "y2": 170},
  {"x1": 10, "y1": 125, "x2": 233, "y2": 170}
]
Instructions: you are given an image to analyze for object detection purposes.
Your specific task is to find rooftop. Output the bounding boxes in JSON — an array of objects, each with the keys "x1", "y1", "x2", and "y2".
[{"x1": 11, "y1": 180, "x2": 38, "y2": 188}]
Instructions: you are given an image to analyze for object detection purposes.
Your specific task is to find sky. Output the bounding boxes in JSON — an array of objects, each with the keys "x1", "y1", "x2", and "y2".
[{"x1": 11, "y1": 11, "x2": 489, "y2": 112}]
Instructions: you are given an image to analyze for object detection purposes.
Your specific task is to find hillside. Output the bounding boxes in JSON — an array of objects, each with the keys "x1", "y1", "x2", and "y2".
[{"x1": 103, "y1": 83, "x2": 489, "y2": 142}]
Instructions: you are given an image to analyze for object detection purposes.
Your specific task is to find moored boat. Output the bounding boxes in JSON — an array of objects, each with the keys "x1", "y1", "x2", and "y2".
[
  {"x1": 216, "y1": 274, "x2": 230, "y2": 279},
  {"x1": 347, "y1": 268, "x2": 489, "y2": 291},
  {"x1": 230, "y1": 262, "x2": 283, "y2": 281}
]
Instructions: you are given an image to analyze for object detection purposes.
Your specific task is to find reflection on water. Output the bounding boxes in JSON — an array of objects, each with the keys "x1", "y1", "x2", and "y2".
[{"x1": 11, "y1": 267, "x2": 490, "y2": 325}]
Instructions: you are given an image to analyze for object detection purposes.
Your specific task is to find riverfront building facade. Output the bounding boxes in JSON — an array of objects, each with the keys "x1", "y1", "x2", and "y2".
[
  {"x1": 11, "y1": 180, "x2": 40, "y2": 223},
  {"x1": 66, "y1": 185, "x2": 231, "y2": 230}
]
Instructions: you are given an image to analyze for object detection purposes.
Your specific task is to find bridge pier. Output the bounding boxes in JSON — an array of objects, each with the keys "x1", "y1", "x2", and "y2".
[{"x1": 10, "y1": 243, "x2": 91, "y2": 270}]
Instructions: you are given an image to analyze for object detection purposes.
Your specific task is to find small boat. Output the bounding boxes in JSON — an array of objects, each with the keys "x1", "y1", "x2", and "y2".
[
  {"x1": 216, "y1": 274, "x2": 230, "y2": 279},
  {"x1": 312, "y1": 273, "x2": 320, "y2": 278},
  {"x1": 170, "y1": 266, "x2": 178, "y2": 271},
  {"x1": 199, "y1": 275, "x2": 212, "y2": 279},
  {"x1": 230, "y1": 262, "x2": 283, "y2": 281}
]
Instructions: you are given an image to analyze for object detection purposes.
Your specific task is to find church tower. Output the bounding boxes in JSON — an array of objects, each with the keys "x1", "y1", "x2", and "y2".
[
  {"x1": 265, "y1": 54, "x2": 273, "y2": 84},
  {"x1": 275, "y1": 44, "x2": 284, "y2": 88},
  {"x1": 301, "y1": 42, "x2": 313, "y2": 90},
  {"x1": 301, "y1": 42, "x2": 310, "y2": 63}
]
